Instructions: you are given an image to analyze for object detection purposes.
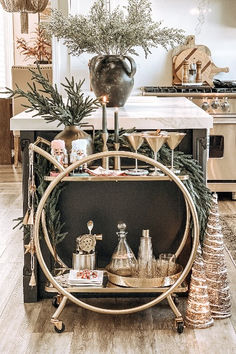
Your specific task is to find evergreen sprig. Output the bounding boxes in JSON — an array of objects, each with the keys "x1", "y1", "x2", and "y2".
[
  {"x1": 43, "y1": 0, "x2": 185, "y2": 58},
  {"x1": 6, "y1": 66, "x2": 99, "y2": 127},
  {"x1": 34, "y1": 144, "x2": 68, "y2": 246}
]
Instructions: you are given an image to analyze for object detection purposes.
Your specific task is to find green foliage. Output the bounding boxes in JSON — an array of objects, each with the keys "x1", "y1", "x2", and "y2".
[
  {"x1": 34, "y1": 144, "x2": 68, "y2": 246},
  {"x1": 6, "y1": 66, "x2": 99, "y2": 127},
  {"x1": 94, "y1": 128, "x2": 212, "y2": 243},
  {"x1": 43, "y1": 0, "x2": 185, "y2": 57}
]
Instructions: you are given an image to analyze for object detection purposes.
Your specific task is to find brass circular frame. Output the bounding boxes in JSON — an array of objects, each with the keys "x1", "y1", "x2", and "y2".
[{"x1": 34, "y1": 150, "x2": 199, "y2": 315}]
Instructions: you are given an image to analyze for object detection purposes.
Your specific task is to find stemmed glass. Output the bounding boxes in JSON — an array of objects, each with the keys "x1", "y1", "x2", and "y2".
[
  {"x1": 124, "y1": 133, "x2": 148, "y2": 176},
  {"x1": 166, "y1": 132, "x2": 186, "y2": 174},
  {"x1": 144, "y1": 134, "x2": 168, "y2": 176}
]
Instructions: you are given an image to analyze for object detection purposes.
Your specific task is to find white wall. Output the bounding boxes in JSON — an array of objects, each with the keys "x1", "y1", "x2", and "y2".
[{"x1": 55, "y1": 0, "x2": 236, "y2": 91}]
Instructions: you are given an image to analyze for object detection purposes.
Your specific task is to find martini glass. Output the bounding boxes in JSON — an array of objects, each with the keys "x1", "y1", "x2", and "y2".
[
  {"x1": 166, "y1": 132, "x2": 186, "y2": 174},
  {"x1": 124, "y1": 133, "x2": 148, "y2": 176},
  {"x1": 144, "y1": 135, "x2": 168, "y2": 176}
]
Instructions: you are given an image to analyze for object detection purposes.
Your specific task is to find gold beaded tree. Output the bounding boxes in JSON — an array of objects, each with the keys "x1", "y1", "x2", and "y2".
[
  {"x1": 185, "y1": 246, "x2": 214, "y2": 328},
  {"x1": 203, "y1": 193, "x2": 231, "y2": 319}
]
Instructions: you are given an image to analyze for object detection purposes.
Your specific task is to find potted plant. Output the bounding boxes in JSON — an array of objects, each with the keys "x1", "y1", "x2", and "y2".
[
  {"x1": 7, "y1": 66, "x2": 100, "y2": 153},
  {"x1": 16, "y1": 25, "x2": 52, "y2": 64},
  {"x1": 43, "y1": 0, "x2": 185, "y2": 107}
]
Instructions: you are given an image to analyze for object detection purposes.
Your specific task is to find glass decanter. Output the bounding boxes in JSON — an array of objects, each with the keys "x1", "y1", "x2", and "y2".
[{"x1": 107, "y1": 222, "x2": 137, "y2": 276}]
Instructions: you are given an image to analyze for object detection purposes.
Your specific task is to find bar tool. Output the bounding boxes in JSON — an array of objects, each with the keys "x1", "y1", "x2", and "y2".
[{"x1": 72, "y1": 220, "x2": 102, "y2": 270}]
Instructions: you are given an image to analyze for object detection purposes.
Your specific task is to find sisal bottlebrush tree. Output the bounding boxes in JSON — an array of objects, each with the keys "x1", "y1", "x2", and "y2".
[
  {"x1": 202, "y1": 193, "x2": 231, "y2": 319},
  {"x1": 185, "y1": 246, "x2": 214, "y2": 329}
]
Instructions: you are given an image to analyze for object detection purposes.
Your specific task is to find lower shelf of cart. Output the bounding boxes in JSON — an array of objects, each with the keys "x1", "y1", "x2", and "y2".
[{"x1": 45, "y1": 281, "x2": 188, "y2": 294}]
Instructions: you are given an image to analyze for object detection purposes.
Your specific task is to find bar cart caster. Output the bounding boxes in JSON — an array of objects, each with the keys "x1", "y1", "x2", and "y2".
[
  {"x1": 172, "y1": 294, "x2": 179, "y2": 306},
  {"x1": 31, "y1": 147, "x2": 199, "y2": 333},
  {"x1": 52, "y1": 294, "x2": 63, "y2": 308},
  {"x1": 51, "y1": 295, "x2": 67, "y2": 333},
  {"x1": 52, "y1": 320, "x2": 65, "y2": 333},
  {"x1": 175, "y1": 318, "x2": 185, "y2": 334}
]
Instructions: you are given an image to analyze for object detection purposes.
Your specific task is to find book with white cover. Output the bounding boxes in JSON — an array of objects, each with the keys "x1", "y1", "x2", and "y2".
[{"x1": 68, "y1": 270, "x2": 103, "y2": 286}]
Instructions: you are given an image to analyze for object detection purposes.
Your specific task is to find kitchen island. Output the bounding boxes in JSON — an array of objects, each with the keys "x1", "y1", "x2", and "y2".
[{"x1": 10, "y1": 97, "x2": 213, "y2": 302}]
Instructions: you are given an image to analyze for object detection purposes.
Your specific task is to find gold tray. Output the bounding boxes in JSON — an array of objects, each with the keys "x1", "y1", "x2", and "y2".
[{"x1": 106, "y1": 264, "x2": 183, "y2": 288}]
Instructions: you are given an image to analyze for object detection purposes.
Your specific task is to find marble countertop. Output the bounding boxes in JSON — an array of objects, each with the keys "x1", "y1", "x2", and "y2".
[{"x1": 10, "y1": 96, "x2": 213, "y2": 131}]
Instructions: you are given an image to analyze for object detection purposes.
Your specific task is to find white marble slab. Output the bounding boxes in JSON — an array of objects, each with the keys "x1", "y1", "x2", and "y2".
[{"x1": 10, "y1": 96, "x2": 213, "y2": 131}]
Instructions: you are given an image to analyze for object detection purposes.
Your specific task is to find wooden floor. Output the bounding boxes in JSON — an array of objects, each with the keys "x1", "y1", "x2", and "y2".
[{"x1": 0, "y1": 165, "x2": 236, "y2": 354}]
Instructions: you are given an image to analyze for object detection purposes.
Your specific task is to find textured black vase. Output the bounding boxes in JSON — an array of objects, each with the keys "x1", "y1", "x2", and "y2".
[{"x1": 89, "y1": 55, "x2": 136, "y2": 107}]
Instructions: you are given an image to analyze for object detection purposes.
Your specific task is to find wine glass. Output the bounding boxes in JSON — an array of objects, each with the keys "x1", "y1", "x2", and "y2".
[
  {"x1": 144, "y1": 134, "x2": 168, "y2": 176},
  {"x1": 166, "y1": 132, "x2": 186, "y2": 174},
  {"x1": 124, "y1": 133, "x2": 148, "y2": 176}
]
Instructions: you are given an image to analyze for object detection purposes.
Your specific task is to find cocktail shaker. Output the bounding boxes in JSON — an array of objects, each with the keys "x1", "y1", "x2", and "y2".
[{"x1": 72, "y1": 220, "x2": 102, "y2": 270}]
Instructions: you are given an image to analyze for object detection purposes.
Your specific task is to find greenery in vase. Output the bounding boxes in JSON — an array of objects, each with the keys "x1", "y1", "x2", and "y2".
[
  {"x1": 43, "y1": 0, "x2": 185, "y2": 57},
  {"x1": 6, "y1": 66, "x2": 99, "y2": 127}
]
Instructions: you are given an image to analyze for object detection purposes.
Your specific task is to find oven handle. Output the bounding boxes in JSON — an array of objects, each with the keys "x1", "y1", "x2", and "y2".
[{"x1": 196, "y1": 137, "x2": 208, "y2": 163}]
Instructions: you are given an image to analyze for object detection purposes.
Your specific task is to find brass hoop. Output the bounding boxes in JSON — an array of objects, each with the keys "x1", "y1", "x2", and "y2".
[{"x1": 34, "y1": 150, "x2": 199, "y2": 315}]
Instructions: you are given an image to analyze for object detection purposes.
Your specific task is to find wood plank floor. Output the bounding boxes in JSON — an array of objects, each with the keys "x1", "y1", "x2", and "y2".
[{"x1": 0, "y1": 165, "x2": 235, "y2": 354}]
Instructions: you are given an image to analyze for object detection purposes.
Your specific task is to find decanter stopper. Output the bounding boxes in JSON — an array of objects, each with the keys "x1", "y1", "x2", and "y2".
[
  {"x1": 142, "y1": 229, "x2": 150, "y2": 237},
  {"x1": 117, "y1": 222, "x2": 126, "y2": 231}
]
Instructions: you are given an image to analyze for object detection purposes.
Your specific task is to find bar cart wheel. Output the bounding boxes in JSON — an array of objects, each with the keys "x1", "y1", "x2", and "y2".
[
  {"x1": 54, "y1": 322, "x2": 65, "y2": 333},
  {"x1": 52, "y1": 294, "x2": 63, "y2": 308},
  {"x1": 173, "y1": 294, "x2": 179, "y2": 306},
  {"x1": 52, "y1": 296, "x2": 59, "y2": 308},
  {"x1": 177, "y1": 322, "x2": 184, "y2": 334}
]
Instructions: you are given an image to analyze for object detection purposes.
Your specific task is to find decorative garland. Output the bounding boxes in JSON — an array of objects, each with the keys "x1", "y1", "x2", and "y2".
[{"x1": 14, "y1": 143, "x2": 67, "y2": 249}]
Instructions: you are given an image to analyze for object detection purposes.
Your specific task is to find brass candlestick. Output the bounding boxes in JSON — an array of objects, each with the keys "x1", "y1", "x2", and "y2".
[
  {"x1": 113, "y1": 142, "x2": 120, "y2": 170},
  {"x1": 102, "y1": 132, "x2": 109, "y2": 170}
]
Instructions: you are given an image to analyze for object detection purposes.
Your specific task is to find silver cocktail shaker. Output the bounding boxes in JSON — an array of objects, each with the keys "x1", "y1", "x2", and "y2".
[{"x1": 72, "y1": 220, "x2": 102, "y2": 270}]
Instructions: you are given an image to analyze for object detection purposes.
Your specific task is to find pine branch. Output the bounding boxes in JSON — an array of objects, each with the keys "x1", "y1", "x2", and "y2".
[{"x1": 5, "y1": 65, "x2": 99, "y2": 127}]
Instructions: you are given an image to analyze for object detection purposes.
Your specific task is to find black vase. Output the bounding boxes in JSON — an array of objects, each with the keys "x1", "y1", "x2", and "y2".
[{"x1": 89, "y1": 55, "x2": 136, "y2": 107}]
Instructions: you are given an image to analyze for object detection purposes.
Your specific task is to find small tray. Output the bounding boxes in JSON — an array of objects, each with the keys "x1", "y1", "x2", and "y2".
[{"x1": 106, "y1": 264, "x2": 183, "y2": 288}]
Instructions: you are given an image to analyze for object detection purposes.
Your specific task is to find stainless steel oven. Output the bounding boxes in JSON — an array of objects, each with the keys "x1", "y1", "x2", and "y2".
[
  {"x1": 142, "y1": 81, "x2": 236, "y2": 199},
  {"x1": 207, "y1": 115, "x2": 236, "y2": 197}
]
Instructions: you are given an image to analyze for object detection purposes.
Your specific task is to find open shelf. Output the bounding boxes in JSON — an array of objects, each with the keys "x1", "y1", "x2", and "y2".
[{"x1": 45, "y1": 271, "x2": 188, "y2": 294}]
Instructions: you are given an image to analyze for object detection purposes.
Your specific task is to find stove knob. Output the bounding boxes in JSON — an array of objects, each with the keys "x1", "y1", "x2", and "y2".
[
  {"x1": 211, "y1": 98, "x2": 219, "y2": 109},
  {"x1": 221, "y1": 98, "x2": 230, "y2": 112},
  {"x1": 201, "y1": 101, "x2": 209, "y2": 111}
]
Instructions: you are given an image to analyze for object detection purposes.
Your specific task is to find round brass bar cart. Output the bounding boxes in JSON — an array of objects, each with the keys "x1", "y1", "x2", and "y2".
[{"x1": 31, "y1": 144, "x2": 199, "y2": 334}]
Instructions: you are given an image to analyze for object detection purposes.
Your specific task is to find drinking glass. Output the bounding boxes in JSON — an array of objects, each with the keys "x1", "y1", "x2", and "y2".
[
  {"x1": 159, "y1": 253, "x2": 176, "y2": 277},
  {"x1": 166, "y1": 132, "x2": 186, "y2": 174},
  {"x1": 144, "y1": 134, "x2": 168, "y2": 176},
  {"x1": 124, "y1": 133, "x2": 148, "y2": 176}
]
